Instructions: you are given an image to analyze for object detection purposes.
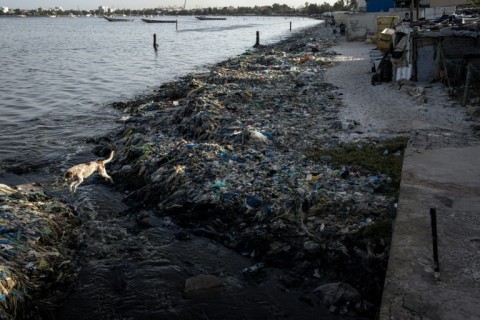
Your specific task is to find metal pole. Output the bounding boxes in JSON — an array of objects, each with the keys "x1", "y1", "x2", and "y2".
[{"x1": 430, "y1": 208, "x2": 440, "y2": 272}]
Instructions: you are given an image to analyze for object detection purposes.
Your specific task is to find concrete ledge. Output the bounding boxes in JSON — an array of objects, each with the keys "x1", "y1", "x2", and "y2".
[{"x1": 380, "y1": 145, "x2": 480, "y2": 320}]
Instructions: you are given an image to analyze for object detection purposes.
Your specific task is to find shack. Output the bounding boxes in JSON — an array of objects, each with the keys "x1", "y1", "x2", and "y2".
[{"x1": 388, "y1": 24, "x2": 480, "y2": 104}]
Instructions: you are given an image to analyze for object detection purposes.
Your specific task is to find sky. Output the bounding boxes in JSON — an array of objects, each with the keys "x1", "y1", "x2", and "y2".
[{"x1": 1, "y1": 0, "x2": 336, "y2": 10}]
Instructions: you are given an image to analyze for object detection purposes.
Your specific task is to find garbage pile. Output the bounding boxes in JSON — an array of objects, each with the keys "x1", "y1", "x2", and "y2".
[
  {"x1": 410, "y1": 12, "x2": 480, "y2": 31},
  {"x1": 0, "y1": 184, "x2": 80, "y2": 319},
  {"x1": 102, "y1": 25, "x2": 404, "y2": 316}
]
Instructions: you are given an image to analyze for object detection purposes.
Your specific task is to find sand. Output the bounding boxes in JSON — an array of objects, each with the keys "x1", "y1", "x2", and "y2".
[{"x1": 325, "y1": 39, "x2": 475, "y2": 148}]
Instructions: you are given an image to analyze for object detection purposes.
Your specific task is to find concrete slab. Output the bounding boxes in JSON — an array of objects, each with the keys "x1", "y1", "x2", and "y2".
[{"x1": 380, "y1": 146, "x2": 480, "y2": 320}]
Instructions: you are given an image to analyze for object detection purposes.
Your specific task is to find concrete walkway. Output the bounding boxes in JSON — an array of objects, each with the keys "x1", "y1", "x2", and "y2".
[{"x1": 380, "y1": 145, "x2": 480, "y2": 320}]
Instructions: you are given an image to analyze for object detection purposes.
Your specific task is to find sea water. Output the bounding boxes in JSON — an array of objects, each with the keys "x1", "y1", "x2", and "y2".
[{"x1": 0, "y1": 15, "x2": 320, "y2": 169}]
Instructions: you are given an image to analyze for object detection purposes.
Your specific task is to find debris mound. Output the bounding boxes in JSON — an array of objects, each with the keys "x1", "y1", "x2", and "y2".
[{"x1": 0, "y1": 184, "x2": 80, "y2": 319}]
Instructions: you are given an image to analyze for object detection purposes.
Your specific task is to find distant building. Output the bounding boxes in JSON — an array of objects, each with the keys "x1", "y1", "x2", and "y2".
[
  {"x1": 1, "y1": 7, "x2": 8, "y2": 13},
  {"x1": 98, "y1": 6, "x2": 112, "y2": 14},
  {"x1": 366, "y1": 0, "x2": 395, "y2": 12},
  {"x1": 160, "y1": 5, "x2": 185, "y2": 11},
  {"x1": 35, "y1": 6, "x2": 64, "y2": 13}
]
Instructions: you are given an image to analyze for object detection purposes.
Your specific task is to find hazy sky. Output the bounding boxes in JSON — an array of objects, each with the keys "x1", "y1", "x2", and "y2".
[{"x1": 1, "y1": 0, "x2": 336, "y2": 10}]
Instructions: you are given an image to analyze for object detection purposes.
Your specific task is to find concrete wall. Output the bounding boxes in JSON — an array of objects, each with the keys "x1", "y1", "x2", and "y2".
[
  {"x1": 333, "y1": 12, "x2": 374, "y2": 41},
  {"x1": 333, "y1": 12, "x2": 402, "y2": 41}
]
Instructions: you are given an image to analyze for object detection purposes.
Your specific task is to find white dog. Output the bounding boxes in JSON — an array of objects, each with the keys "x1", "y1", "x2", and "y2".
[{"x1": 64, "y1": 151, "x2": 114, "y2": 193}]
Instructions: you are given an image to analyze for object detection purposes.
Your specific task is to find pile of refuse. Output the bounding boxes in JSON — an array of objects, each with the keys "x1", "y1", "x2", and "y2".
[
  {"x1": 98, "y1": 25, "x2": 404, "y2": 316},
  {"x1": 0, "y1": 184, "x2": 80, "y2": 319},
  {"x1": 110, "y1": 28, "x2": 344, "y2": 215}
]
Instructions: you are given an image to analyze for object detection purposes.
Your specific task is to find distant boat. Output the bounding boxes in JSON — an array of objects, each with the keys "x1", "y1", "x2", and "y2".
[
  {"x1": 104, "y1": 16, "x2": 134, "y2": 22},
  {"x1": 141, "y1": 18, "x2": 176, "y2": 23},
  {"x1": 49, "y1": 15, "x2": 57, "y2": 18},
  {"x1": 195, "y1": 16, "x2": 226, "y2": 20},
  {"x1": 17, "y1": 14, "x2": 27, "y2": 18}
]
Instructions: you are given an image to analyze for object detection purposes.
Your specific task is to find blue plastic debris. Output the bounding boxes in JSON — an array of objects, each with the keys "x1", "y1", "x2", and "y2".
[
  {"x1": 208, "y1": 181, "x2": 227, "y2": 189},
  {"x1": 245, "y1": 196, "x2": 262, "y2": 210}
]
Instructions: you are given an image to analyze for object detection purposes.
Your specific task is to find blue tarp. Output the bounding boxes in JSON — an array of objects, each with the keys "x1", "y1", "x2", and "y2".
[{"x1": 366, "y1": 0, "x2": 394, "y2": 12}]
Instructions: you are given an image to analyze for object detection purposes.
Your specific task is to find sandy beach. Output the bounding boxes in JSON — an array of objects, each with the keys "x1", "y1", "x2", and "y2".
[{"x1": 326, "y1": 39, "x2": 475, "y2": 146}]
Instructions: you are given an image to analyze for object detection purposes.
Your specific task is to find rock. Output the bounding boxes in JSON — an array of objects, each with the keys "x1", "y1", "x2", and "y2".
[
  {"x1": 313, "y1": 282, "x2": 362, "y2": 307},
  {"x1": 466, "y1": 106, "x2": 480, "y2": 117},
  {"x1": 137, "y1": 215, "x2": 165, "y2": 228},
  {"x1": 192, "y1": 227, "x2": 223, "y2": 241},
  {"x1": 184, "y1": 274, "x2": 224, "y2": 298},
  {"x1": 174, "y1": 230, "x2": 191, "y2": 241},
  {"x1": 303, "y1": 240, "x2": 320, "y2": 251},
  {"x1": 242, "y1": 263, "x2": 267, "y2": 283}
]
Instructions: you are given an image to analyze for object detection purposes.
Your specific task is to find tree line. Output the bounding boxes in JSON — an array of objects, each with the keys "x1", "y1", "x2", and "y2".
[{"x1": 1, "y1": 1, "x2": 356, "y2": 17}]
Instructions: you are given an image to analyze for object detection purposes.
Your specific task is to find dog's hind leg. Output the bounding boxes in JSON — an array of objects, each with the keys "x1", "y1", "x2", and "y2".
[{"x1": 99, "y1": 167, "x2": 114, "y2": 184}]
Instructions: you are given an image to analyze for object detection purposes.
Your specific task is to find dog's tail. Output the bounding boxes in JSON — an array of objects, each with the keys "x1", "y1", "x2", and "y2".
[{"x1": 102, "y1": 150, "x2": 115, "y2": 164}]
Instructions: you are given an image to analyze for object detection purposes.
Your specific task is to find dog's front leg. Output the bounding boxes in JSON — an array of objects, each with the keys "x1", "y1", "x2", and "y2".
[
  {"x1": 72, "y1": 177, "x2": 83, "y2": 193},
  {"x1": 69, "y1": 181, "x2": 76, "y2": 192}
]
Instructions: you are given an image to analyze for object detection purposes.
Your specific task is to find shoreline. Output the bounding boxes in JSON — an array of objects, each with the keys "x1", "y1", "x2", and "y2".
[
  {"x1": 4, "y1": 22, "x2": 477, "y2": 319},
  {"x1": 1, "y1": 24, "x2": 398, "y2": 319},
  {"x1": 98, "y1": 24, "x2": 398, "y2": 317}
]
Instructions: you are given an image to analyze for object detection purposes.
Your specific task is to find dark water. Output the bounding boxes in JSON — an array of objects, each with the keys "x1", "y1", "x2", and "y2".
[
  {"x1": 51, "y1": 184, "x2": 343, "y2": 320},
  {"x1": 0, "y1": 15, "x2": 319, "y2": 172}
]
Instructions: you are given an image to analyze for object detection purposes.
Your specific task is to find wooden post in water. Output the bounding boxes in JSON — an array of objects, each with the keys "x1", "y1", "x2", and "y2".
[
  {"x1": 290, "y1": 21, "x2": 292, "y2": 31},
  {"x1": 463, "y1": 62, "x2": 472, "y2": 106},
  {"x1": 153, "y1": 33, "x2": 159, "y2": 51},
  {"x1": 176, "y1": 19, "x2": 178, "y2": 31},
  {"x1": 253, "y1": 31, "x2": 260, "y2": 48}
]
